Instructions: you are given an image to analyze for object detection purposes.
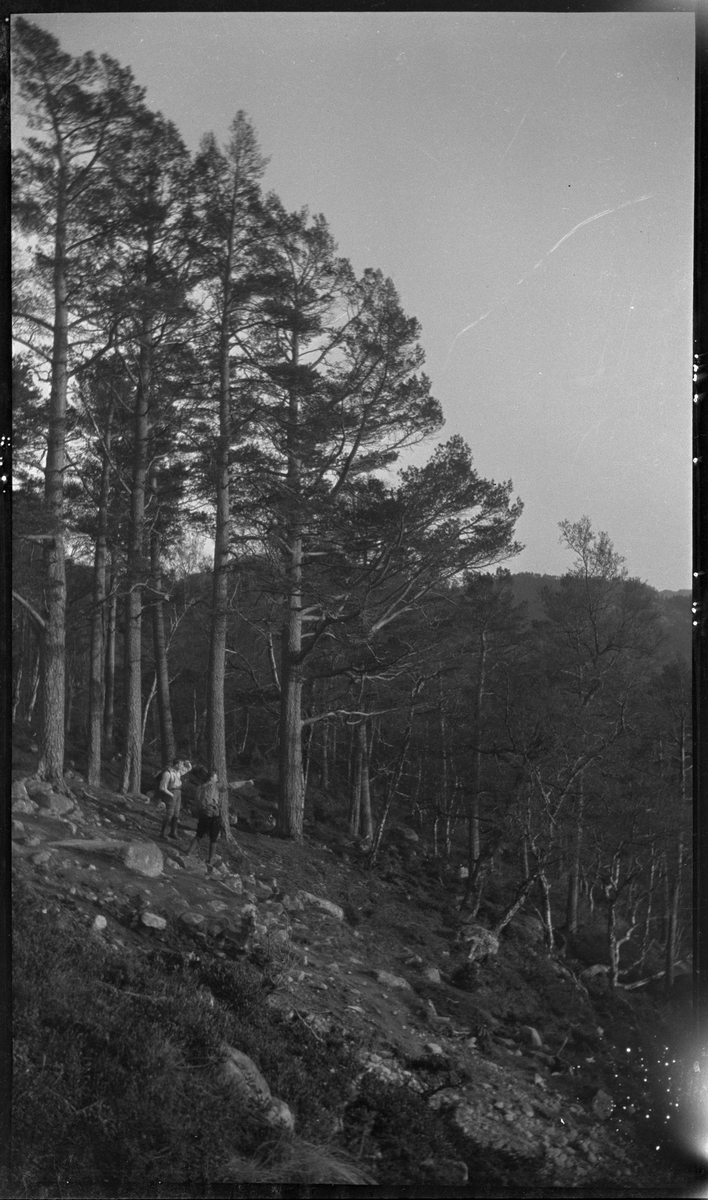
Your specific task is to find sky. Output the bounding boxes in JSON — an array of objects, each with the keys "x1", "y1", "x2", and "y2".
[{"x1": 12, "y1": 12, "x2": 695, "y2": 590}]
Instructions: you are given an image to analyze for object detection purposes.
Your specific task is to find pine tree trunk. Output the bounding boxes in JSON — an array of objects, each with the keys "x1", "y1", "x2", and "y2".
[
  {"x1": 103, "y1": 563, "x2": 117, "y2": 753},
  {"x1": 121, "y1": 310, "x2": 152, "y2": 794},
  {"x1": 277, "y1": 331, "x2": 305, "y2": 839},
  {"x1": 206, "y1": 216, "x2": 235, "y2": 804},
  {"x1": 149, "y1": 475, "x2": 176, "y2": 766},
  {"x1": 87, "y1": 399, "x2": 114, "y2": 786},
  {"x1": 37, "y1": 167, "x2": 68, "y2": 790}
]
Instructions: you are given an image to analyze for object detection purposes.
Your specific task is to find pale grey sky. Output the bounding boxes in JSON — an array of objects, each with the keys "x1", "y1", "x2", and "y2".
[{"x1": 13, "y1": 12, "x2": 695, "y2": 589}]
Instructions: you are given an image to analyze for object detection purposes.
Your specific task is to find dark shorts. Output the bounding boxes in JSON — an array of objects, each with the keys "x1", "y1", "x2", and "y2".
[
  {"x1": 197, "y1": 813, "x2": 222, "y2": 842},
  {"x1": 159, "y1": 788, "x2": 181, "y2": 820}
]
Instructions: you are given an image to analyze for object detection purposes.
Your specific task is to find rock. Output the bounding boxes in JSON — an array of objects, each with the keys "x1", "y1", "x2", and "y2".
[
  {"x1": 458, "y1": 922, "x2": 499, "y2": 963},
  {"x1": 423, "y1": 966, "x2": 442, "y2": 984},
  {"x1": 12, "y1": 780, "x2": 30, "y2": 805},
  {"x1": 405, "y1": 953, "x2": 424, "y2": 966},
  {"x1": 31, "y1": 850, "x2": 53, "y2": 866},
  {"x1": 12, "y1": 797, "x2": 39, "y2": 815},
  {"x1": 522, "y1": 1025, "x2": 544, "y2": 1048},
  {"x1": 299, "y1": 891, "x2": 344, "y2": 921},
  {"x1": 92, "y1": 915, "x2": 108, "y2": 932},
  {"x1": 390, "y1": 825, "x2": 419, "y2": 843},
  {"x1": 23, "y1": 777, "x2": 54, "y2": 800},
  {"x1": 591, "y1": 1089, "x2": 615, "y2": 1120},
  {"x1": 36, "y1": 791, "x2": 75, "y2": 816},
  {"x1": 424, "y1": 1043, "x2": 445, "y2": 1056},
  {"x1": 123, "y1": 842, "x2": 163, "y2": 878},
  {"x1": 11, "y1": 820, "x2": 25, "y2": 838},
  {"x1": 218, "y1": 1045, "x2": 295, "y2": 1132},
  {"x1": 221, "y1": 875, "x2": 243, "y2": 894},
  {"x1": 373, "y1": 969, "x2": 412, "y2": 991},
  {"x1": 255, "y1": 881, "x2": 273, "y2": 899},
  {"x1": 141, "y1": 912, "x2": 167, "y2": 930},
  {"x1": 179, "y1": 912, "x2": 206, "y2": 928},
  {"x1": 581, "y1": 963, "x2": 609, "y2": 979},
  {"x1": 422, "y1": 1157, "x2": 468, "y2": 1184}
]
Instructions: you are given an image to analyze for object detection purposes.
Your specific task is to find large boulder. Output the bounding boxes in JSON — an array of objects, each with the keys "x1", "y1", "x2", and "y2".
[
  {"x1": 35, "y1": 791, "x2": 75, "y2": 817},
  {"x1": 23, "y1": 777, "x2": 54, "y2": 800},
  {"x1": 123, "y1": 841, "x2": 163, "y2": 878},
  {"x1": 218, "y1": 1045, "x2": 295, "y2": 1132}
]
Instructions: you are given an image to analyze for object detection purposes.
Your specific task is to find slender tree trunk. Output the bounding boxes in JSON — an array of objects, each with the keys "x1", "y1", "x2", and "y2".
[
  {"x1": 566, "y1": 773, "x2": 584, "y2": 934},
  {"x1": 321, "y1": 717, "x2": 330, "y2": 792},
  {"x1": 368, "y1": 707, "x2": 413, "y2": 866},
  {"x1": 538, "y1": 868, "x2": 555, "y2": 950},
  {"x1": 277, "y1": 331, "x2": 305, "y2": 839},
  {"x1": 87, "y1": 397, "x2": 114, "y2": 786},
  {"x1": 37, "y1": 166, "x2": 68, "y2": 789},
  {"x1": 468, "y1": 630, "x2": 487, "y2": 872},
  {"x1": 349, "y1": 736, "x2": 361, "y2": 837},
  {"x1": 12, "y1": 612, "x2": 25, "y2": 723},
  {"x1": 149, "y1": 473, "x2": 176, "y2": 766},
  {"x1": 26, "y1": 645, "x2": 40, "y2": 725},
  {"x1": 103, "y1": 563, "x2": 117, "y2": 753},
  {"x1": 359, "y1": 721, "x2": 373, "y2": 841},
  {"x1": 121, "y1": 306, "x2": 152, "y2": 794}
]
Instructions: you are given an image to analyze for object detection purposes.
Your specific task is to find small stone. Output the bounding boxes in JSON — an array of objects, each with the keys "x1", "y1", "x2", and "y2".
[
  {"x1": 423, "y1": 966, "x2": 442, "y2": 984},
  {"x1": 299, "y1": 891, "x2": 344, "y2": 921},
  {"x1": 373, "y1": 969, "x2": 411, "y2": 991},
  {"x1": 31, "y1": 850, "x2": 53, "y2": 866},
  {"x1": 92, "y1": 915, "x2": 108, "y2": 932},
  {"x1": 424, "y1": 1043, "x2": 445, "y2": 1056},
  {"x1": 11, "y1": 819, "x2": 25, "y2": 837},
  {"x1": 179, "y1": 911, "x2": 205, "y2": 928},
  {"x1": 141, "y1": 912, "x2": 167, "y2": 930},
  {"x1": 12, "y1": 780, "x2": 30, "y2": 804}
]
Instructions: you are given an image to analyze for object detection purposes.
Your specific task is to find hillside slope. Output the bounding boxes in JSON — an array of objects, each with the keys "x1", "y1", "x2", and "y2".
[{"x1": 9, "y1": 756, "x2": 705, "y2": 1197}]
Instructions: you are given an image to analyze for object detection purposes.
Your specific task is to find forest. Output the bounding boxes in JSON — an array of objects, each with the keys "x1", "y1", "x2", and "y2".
[{"x1": 12, "y1": 17, "x2": 692, "y2": 994}]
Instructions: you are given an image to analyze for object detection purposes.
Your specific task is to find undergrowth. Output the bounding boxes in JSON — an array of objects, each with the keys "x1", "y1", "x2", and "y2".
[{"x1": 11, "y1": 872, "x2": 367, "y2": 1195}]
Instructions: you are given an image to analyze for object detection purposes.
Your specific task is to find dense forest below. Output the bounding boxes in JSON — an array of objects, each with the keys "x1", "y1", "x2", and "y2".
[{"x1": 10, "y1": 18, "x2": 698, "y2": 1194}]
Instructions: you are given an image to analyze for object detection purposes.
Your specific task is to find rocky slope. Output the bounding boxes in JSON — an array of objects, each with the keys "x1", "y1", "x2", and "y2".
[{"x1": 10, "y1": 764, "x2": 704, "y2": 1196}]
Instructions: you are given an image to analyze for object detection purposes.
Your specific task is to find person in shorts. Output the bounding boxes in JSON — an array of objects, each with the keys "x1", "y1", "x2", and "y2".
[
  {"x1": 186, "y1": 769, "x2": 222, "y2": 866},
  {"x1": 158, "y1": 759, "x2": 192, "y2": 841}
]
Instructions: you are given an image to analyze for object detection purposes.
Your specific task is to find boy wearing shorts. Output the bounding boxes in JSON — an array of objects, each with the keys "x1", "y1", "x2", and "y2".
[{"x1": 186, "y1": 770, "x2": 222, "y2": 866}]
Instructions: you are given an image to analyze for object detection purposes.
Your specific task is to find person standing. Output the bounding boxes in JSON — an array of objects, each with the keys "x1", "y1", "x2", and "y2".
[
  {"x1": 186, "y1": 769, "x2": 223, "y2": 867},
  {"x1": 158, "y1": 759, "x2": 191, "y2": 841}
]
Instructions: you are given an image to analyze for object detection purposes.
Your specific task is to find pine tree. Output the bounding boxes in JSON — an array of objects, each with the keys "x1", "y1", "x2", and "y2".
[{"x1": 12, "y1": 18, "x2": 146, "y2": 787}]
